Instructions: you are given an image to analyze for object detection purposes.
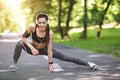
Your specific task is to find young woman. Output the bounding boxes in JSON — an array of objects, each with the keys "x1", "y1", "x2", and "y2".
[{"x1": 9, "y1": 13, "x2": 98, "y2": 72}]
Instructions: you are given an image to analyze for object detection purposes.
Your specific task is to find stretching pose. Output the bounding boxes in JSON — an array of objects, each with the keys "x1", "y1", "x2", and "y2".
[{"x1": 9, "y1": 13, "x2": 97, "y2": 72}]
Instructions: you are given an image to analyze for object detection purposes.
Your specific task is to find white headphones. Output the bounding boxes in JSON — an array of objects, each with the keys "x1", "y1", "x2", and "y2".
[{"x1": 36, "y1": 13, "x2": 49, "y2": 25}]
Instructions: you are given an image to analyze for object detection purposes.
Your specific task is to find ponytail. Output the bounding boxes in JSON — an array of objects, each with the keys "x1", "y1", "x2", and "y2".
[{"x1": 45, "y1": 24, "x2": 50, "y2": 50}]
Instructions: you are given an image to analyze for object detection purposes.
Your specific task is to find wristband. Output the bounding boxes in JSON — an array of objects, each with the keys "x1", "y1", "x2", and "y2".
[
  {"x1": 49, "y1": 61, "x2": 53, "y2": 64},
  {"x1": 22, "y1": 30, "x2": 30, "y2": 38}
]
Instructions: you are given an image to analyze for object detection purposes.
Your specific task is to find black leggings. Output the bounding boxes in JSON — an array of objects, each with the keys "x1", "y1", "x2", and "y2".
[{"x1": 13, "y1": 40, "x2": 89, "y2": 66}]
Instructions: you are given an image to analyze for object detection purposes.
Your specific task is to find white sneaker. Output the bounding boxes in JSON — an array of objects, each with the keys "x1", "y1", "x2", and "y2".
[
  {"x1": 9, "y1": 63, "x2": 18, "y2": 72},
  {"x1": 88, "y1": 62, "x2": 98, "y2": 70}
]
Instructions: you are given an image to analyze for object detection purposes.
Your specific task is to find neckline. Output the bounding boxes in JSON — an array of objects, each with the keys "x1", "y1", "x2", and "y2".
[{"x1": 35, "y1": 27, "x2": 46, "y2": 38}]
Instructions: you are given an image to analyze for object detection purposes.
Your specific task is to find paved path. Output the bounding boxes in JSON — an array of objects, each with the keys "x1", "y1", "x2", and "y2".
[{"x1": 0, "y1": 34, "x2": 120, "y2": 80}]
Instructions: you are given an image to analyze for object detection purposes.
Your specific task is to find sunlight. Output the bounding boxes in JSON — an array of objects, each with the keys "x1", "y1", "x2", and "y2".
[
  {"x1": 4, "y1": 0, "x2": 26, "y2": 33},
  {"x1": 5, "y1": 0, "x2": 22, "y2": 12}
]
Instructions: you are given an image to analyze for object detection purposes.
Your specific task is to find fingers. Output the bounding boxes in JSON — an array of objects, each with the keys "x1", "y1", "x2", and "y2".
[
  {"x1": 48, "y1": 65, "x2": 55, "y2": 73},
  {"x1": 33, "y1": 52, "x2": 39, "y2": 56},
  {"x1": 48, "y1": 68, "x2": 54, "y2": 73},
  {"x1": 32, "y1": 49, "x2": 39, "y2": 55}
]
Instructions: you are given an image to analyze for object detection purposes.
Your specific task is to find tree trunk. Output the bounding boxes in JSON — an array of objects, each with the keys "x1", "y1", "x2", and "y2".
[
  {"x1": 81, "y1": 0, "x2": 87, "y2": 39},
  {"x1": 58, "y1": 0, "x2": 64, "y2": 39},
  {"x1": 97, "y1": 0, "x2": 113, "y2": 39},
  {"x1": 65, "y1": 0, "x2": 75, "y2": 37}
]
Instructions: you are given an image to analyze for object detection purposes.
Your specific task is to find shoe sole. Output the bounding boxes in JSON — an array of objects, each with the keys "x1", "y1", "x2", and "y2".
[
  {"x1": 90, "y1": 65, "x2": 98, "y2": 70},
  {"x1": 9, "y1": 68, "x2": 18, "y2": 72},
  {"x1": 91, "y1": 65, "x2": 98, "y2": 70}
]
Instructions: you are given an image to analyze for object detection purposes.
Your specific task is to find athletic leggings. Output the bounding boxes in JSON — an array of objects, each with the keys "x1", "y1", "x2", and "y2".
[{"x1": 13, "y1": 40, "x2": 89, "y2": 66}]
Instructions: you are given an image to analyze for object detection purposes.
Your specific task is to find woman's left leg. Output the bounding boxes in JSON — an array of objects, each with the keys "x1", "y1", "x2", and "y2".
[
  {"x1": 38, "y1": 48, "x2": 88, "y2": 66},
  {"x1": 52, "y1": 49, "x2": 98, "y2": 70},
  {"x1": 52, "y1": 49, "x2": 89, "y2": 66},
  {"x1": 38, "y1": 48, "x2": 97, "y2": 70}
]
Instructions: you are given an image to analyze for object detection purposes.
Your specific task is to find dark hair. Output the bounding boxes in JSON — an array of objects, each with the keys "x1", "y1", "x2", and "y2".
[
  {"x1": 36, "y1": 13, "x2": 49, "y2": 21},
  {"x1": 36, "y1": 13, "x2": 50, "y2": 50}
]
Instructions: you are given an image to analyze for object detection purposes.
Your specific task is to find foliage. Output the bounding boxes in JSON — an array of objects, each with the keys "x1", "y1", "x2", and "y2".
[
  {"x1": 54, "y1": 28, "x2": 120, "y2": 58},
  {"x1": 0, "y1": 0, "x2": 120, "y2": 57},
  {"x1": 0, "y1": 0, "x2": 22, "y2": 33},
  {"x1": 21, "y1": 0, "x2": 53, "y2": 26},
  {"x1": 0, "y1": 0, "x2": 120, "y2": 34}
]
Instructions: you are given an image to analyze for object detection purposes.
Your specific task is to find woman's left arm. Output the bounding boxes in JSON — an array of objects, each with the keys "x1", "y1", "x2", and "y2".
[{"x1": 47, "y1": 30, "x2": 54, "y2": 72}]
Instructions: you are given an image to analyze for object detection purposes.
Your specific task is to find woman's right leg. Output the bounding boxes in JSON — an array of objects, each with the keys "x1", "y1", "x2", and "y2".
[
  {"x1": 10, "y1": 40, "x2": 32, "y2": 71},
  {"x1": 13, "y1": 40, "x2": 23, "y2": 64},
  {"x1": 13, "y1": 40, "x2": 32, "y2": 64}
]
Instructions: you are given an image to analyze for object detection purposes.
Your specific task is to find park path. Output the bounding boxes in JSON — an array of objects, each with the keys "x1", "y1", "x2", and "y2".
[{"x1": 0, "y1": 33, "x2": 119, "y2": 80}]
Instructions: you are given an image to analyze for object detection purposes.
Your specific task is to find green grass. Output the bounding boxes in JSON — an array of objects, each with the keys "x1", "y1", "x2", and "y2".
[{"x1": 54, "y1": 28, "x2": 120, "y2": 58}]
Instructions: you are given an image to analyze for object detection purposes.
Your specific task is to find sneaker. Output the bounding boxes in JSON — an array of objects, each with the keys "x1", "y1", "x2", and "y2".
[
  {"x1": 88, "y1": 62, "x2": 98, "y2": 70},
  {"x1": 9, "y1": 63, "x2": 18, "y2": 72}
]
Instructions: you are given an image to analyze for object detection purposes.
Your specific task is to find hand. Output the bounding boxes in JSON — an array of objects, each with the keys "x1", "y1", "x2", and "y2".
[
  {"x1": 48, "y1": 64, "x2": 54, "y2": 73},
  {"x1": 31, "y1": 47, "x2": 39, "y2": 56}
]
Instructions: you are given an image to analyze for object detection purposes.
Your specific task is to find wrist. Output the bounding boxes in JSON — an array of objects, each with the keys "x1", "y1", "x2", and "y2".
[{"x1": 30, "y1": 46, "x2": 34, "y2": 50}]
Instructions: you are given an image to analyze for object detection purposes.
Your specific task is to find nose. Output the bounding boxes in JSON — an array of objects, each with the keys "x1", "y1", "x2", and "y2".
[
  {"x1": 40, "y1": 24, "x2": 44, "y2": 27},
  {"x1": 39, "y1": 23, "x2": 45, "y2": 27}
]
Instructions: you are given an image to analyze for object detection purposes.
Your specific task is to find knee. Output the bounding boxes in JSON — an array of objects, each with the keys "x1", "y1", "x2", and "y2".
[{"x1": 16, "y1": 40, "x2": 23, "y2": 48}]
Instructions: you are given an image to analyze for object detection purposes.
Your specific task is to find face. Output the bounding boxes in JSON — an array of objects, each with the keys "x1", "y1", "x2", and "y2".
[{"x1": 37, "y1": 17, "x2": 48, "y2": 31}]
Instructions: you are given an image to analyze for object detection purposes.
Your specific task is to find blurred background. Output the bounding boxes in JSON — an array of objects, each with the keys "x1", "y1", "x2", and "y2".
[{"x1": 0, "y1": 0, "x2": 120, "y2": 58}]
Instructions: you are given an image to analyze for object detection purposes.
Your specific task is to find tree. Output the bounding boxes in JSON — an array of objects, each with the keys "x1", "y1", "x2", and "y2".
[
  {"x1": 96, "y1": 0, "x2": 113, "y2": 39},
  {"x1": 65, "y1": 0, "x2": 75, "y2": 37},
  {"x1": 81, "y1": 0, "x2": 88, "y2": 39},
  {"x1": 0, "y1": 0, "x2": 17, "y2": 33},
  {"x1": 21, "y1": 0, "x2": 53, "y2": 25},
  {"x1": 58, "y1": 0, "x2": 64, "y2": 39},
  {"x1": 111, "y1": 0, "x2": 120, "y2": 24}
]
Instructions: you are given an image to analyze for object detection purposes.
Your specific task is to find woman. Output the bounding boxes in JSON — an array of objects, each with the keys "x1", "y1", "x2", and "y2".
[{"x1": 9, "y1": 13, "x2": 98, "y2": 72}]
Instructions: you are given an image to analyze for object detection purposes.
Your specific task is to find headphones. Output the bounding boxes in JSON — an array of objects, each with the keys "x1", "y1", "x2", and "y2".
[{"x1": 36, "y1": 13, "x2": 49, "y2": 25}]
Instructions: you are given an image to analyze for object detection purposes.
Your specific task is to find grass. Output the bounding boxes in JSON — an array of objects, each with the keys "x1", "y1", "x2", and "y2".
[{"x1": 54, "y1": 28, "x2": 120, "y2": 58}]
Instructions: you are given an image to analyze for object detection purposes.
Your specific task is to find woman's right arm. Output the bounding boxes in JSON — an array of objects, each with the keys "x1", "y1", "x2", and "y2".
[
  {"x1": 22, "y1": 24, "x2": 34, "y2": 49},
  {"x1": 22, "y1": 24, "x2": 39, "y2": 55}
]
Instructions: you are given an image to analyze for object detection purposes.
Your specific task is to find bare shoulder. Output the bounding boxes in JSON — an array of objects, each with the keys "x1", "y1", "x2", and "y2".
[
  {"x1": 49, "y1": 29, "x2": 54, "y2": 36},
  {"x1": 49, "y1": 29, "x2": 54, "y2": 39}
]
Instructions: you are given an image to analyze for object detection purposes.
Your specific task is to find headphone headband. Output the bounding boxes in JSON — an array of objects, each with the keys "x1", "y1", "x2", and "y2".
[{"x1": 36, "y1": 13, "x2": 49, "y2": 24}]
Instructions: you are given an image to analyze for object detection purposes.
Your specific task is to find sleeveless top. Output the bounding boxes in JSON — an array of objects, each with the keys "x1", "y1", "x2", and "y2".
[{"x1": 32, "y1": 27, "x2": 46, "y2": 43}]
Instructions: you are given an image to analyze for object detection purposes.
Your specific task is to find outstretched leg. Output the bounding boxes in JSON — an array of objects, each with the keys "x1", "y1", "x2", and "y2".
[
  {"x1": 52, "y1": 49, "x2": 88, "y2": 66},
  {"x1": 52, "y1": 48, "x2": 97, "y2": 70}
]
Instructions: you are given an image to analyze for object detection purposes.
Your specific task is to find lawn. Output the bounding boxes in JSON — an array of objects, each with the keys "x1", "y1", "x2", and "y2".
[{"x1": 54, "y1": 28, "x2": 120, "y2": 58}]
